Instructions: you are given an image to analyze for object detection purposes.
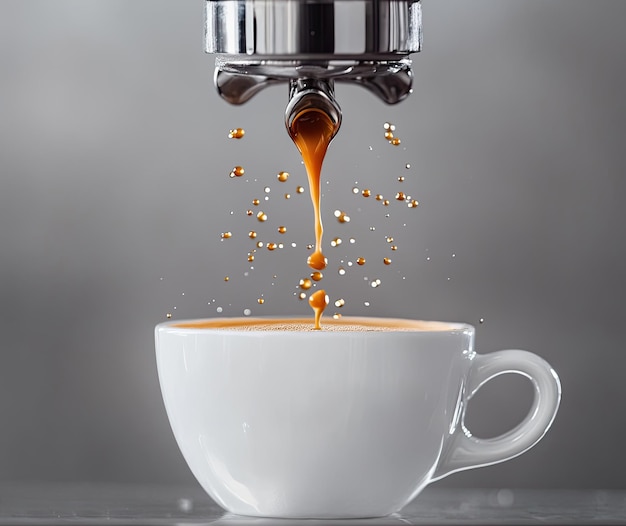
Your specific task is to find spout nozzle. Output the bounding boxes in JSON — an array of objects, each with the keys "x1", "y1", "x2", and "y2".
[{"x1": 285, "y1": 78, "x2": 342, "y2": 141}]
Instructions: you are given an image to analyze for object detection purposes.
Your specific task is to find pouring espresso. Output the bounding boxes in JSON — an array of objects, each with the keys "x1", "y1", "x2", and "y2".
[{"x1": 204, "y1": 0, "x2": 423, "y2": 327}]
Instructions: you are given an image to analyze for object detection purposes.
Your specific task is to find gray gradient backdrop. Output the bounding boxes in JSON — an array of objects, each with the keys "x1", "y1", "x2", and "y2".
[{"x1": 1, "y1": 1, "x2": 625, "y2": 489}]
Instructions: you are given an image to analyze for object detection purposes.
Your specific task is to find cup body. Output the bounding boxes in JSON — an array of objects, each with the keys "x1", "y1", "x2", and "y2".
[{"x1": 155, "y1": 316, "x2": 559, "y2": 518}]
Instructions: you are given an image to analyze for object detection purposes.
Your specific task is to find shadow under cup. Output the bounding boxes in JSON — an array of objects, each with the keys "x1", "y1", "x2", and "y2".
[{"x1": 155, "y1": 316, "x2": 561, "y2": 519}]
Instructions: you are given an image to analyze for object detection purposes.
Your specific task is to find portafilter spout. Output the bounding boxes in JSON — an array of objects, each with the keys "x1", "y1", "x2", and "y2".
[{"x1": 285, "y1": 78, "x2": 341, "y2": 142}]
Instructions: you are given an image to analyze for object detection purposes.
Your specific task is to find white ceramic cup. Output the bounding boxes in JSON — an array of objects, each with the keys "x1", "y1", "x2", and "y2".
[{"x1": 155, "y1": 316, "x2": 561, "y2": 519}]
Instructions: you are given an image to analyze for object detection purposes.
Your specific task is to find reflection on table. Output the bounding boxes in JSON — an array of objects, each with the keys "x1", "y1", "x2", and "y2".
[{"x1": 0, "y1": 484, "x2": 625, "y2": 525}]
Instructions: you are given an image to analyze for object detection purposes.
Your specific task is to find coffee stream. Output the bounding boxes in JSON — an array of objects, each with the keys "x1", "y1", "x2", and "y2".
[
  {"x1": 289, "y1": 109, "x2": 333, "y2": 272},
  {"x1": 289, "y1": 108, "x2": 335, "y2": 329}
]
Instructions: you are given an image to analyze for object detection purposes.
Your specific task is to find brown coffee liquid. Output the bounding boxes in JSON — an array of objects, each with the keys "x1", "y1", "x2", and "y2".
[
  {"x1": 290, "y1": 109, "x2": 335, "y2": 272},
  {"x1": 289, "y1": 108, "x2": 336, "y2": 327},
  {"x1": 173, "y1": 317, "x2": 456, "y2": 332},
  {"x1": 308, "y1": 289, "x2": 329, "y2": 330}
]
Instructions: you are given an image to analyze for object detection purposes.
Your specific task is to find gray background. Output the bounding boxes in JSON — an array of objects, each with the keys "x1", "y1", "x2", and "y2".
[{"x1": 1, "y1": 0, "x2": 625, "y2": 490}]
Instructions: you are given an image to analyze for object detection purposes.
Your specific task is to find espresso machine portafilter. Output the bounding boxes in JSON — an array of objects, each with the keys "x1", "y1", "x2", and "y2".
[{"x1": 205, "y1": 0, "x2": 423, "y2": 139}]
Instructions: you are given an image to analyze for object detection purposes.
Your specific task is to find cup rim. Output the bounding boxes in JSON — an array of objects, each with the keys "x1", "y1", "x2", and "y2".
[{"x1": 155, "y1": 315, "x2": 473, "y2": 335}]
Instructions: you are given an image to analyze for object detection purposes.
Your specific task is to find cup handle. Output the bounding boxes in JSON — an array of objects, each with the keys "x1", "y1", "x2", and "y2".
[{"x1": 432, "y1": 349, "x2": 561, "y2": 481}]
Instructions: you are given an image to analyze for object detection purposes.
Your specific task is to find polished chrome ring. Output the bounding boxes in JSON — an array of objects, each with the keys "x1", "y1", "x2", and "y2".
[{"x1": 205, "y1": 0, "x2": 422, "y2": 58}]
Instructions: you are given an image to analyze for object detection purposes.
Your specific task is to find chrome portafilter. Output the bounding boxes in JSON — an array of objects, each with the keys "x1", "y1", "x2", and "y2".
[{"x1": 205, "y1": 0, "x2": 423, "y2": 136}]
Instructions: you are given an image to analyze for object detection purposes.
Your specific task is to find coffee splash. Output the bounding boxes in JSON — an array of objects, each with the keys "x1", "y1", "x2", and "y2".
[{"x1": 308, "y1": 289, "x2": 329, "y2": 330}]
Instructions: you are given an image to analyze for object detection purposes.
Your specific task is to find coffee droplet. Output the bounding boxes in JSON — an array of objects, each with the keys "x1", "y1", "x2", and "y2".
[
  {"x1": 277, "y1": 171, "x2": 289, "y2": 182},
  {"x1": 252, "y1": 199, "x2": 260, "y2": 206},
  {"x1": 330, "y1": 237, "x2": 342, "y2": 247},
  {"x1": 246, "y1": 209, "x2": 253, "y2": 216},
  {"x1": 299, "y1": 278, "x2": 313, "y2": 290},
  {"x1": 391, "y1": 245, "x2": 398, "y2": 251},
  {"x1": 396, "y1": 192, "x2": 406, "y2": 201},
  {"x1": 334, "y1": 298, "x2": 345, "y2": 308},
  {"x1": 334, "y1": 210, "x2": 350, "y2": 223},
  {"x1": 376, "y1": 194, "x2": 384, "y2": 201},
  {"x1": 278, "y1": 226, "x2": 287, "y2": 234},
  {"x1": 311, "y1": 271, "x2": 323, "y2": 281},
  {"x1": 224, "y1": 276, "x2": 229, "y2": 282},
  {"x1": 296, "y1": 186, "x2": 305, "y2": 194},
  {"x1": 384, "y1": 257, "x2": 392, "y2": 265},
  {"x1": 221, "y1": 232, "x2": 232, "y2": 239},
  {"x1": 384, "y1": 130, "x2": 394, "y2": 140},
  {"x1": 309, "y1": 289, "x2": 329, "y2": 330},
  {"x1": 257, "y1": 211, "x2": 268, "y2": 222},
  {"x1": 362, "y1": 189, "x2": 371, "y2": 197},
  {"x1": 230, "y1": 166, "x2": 244, "y2": 178},
  {"x1": 166, "y1": 313, "x2": 172, "y2": 319},
  {"x1": 267, "y1": 243, "x2": 277, "y2": 251},
  {"x1": 257, "y1": 298, "x2": 265, "y2": 304},
  {"x1": 256, "y1": 241, "x2": 264, "y2": 248},
  {"x1": 408, "y1": 199, "x2": 419, "y2": 208},
  {"x1": 333, "y1": 313, "x2": 342, "y2": 320},
  {"x1": 338, "y1": 267, "x2": 346, "y2": 276},
  {"x1": 298, "y1": 292, "x2": 307, "y2": 300},
  {"x1": 228, "y1": 128, "x2": 245, "y2": 139},
  {"x1": 248, "y1": 231, "x2": 257, "y2": 239},
  {"x1": 405, "y1": 163, "x2": 411, "y2": 169},
  {"x1": 307, "y1": 252, "x2": 328, "y2": 270},
  {"x1": 398, "y1": 176, "x2": 405, "y2": 182},
  {"x1": 352, "y1": 187, "x2": 360, "y2": 194},
  {"x1": 386, "y1": 236, "x2": 394, "y2": 243},
  {"x1": 391, "y1": 137, "x2": 401, "y2": 146},
  {"x1": 383, "y1": 200, "x2": 390, "y2": 206},
  {"x1": 357, "y1": 257, "x2": 366, "y2": 266},
  {"x1": 284, "y1": 193, "x2": 291, "y2": 199},
  {"x1": 247, "y1": 254, "x2": 255, "y2": 262}
]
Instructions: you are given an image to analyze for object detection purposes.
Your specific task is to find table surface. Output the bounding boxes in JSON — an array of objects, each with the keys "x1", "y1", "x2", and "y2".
[{"x1": 0, "y1": 484, "x2": 625, "y2": 525}]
